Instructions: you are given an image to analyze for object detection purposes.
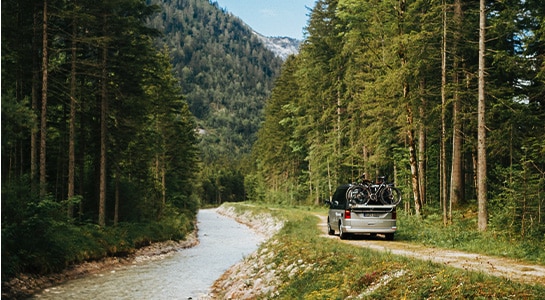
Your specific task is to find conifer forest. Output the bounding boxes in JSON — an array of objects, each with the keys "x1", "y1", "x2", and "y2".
[
  {"x1": 2, "y1": 0, "x2": 544, "y2": 284},
  {"x1": 250, "y1": 0, "x2": 544, "y2": 239}
]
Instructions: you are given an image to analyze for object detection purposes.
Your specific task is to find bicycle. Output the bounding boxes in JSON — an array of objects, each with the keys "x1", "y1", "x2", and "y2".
[{"x1": 346, "y1": 173, "x2": 401, "y2": 206}]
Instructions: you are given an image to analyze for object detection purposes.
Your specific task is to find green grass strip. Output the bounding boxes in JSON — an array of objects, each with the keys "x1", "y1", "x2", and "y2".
[{"x1": 224, "y1": 202, "x2": 545, "y2": 299}]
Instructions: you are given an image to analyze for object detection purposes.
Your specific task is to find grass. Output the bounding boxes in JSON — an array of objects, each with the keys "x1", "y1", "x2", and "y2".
[
  {"x1": 396, "y1": 209, "x2": 545, "y2": 265},
  {"x1": 223, "y1": 202, "x2": 545, "y2": 299}
]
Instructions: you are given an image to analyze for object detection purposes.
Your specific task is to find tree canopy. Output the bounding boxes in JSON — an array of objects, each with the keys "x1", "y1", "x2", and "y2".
[
  {"x1": 251, "y1": 0, "x2": 545, "y2": 238},
  {"x1": 2, "y1": 0, "x2": 199, "y2": 279}
]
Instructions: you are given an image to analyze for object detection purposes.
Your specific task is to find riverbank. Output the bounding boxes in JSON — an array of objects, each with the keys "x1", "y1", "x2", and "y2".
[
  {"x1": 5, "y1": 203, "x2": 543, "y2": 299},
  {"x1": 207, "y1": 204, "x2": 284, "y2": 299},
  {"x1": 208, "y1": 203, "x2": 545, "y2": 299},
  {"x1": 2, "y1": 205, "x2": 267, "y2": 300},
  {"x1": 2, "y1": 228, "x2": 199, "y2": 299}
]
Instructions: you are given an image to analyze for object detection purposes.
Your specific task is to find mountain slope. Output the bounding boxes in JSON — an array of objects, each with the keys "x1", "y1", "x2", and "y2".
[{"x1": 147, "y1": 0, "x2": 284, "y2": 161}]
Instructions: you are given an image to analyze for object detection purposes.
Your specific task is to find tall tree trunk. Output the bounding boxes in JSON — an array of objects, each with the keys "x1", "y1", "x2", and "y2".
[
  {"x1": 31, "y1": 7, "x2": 40, "y2": 195},
  {"x1": 99, "y1": 15, "x2": 108, "y2": 227},
  {"x1": 363, "y1": 145, "x2": 369, "y2": 176},
  {"x1": 162, "y1": 154, "x2": 167, "y2": 207},
  {"x1": 440, "y1": 0, "x2": 448, "y2": 225},
  {"x1": 450, "y1": 0, "x2": 464, "y2": 210},
  {"x1": 68, "y1": 11, "x2": 77, "y2": 218},
  {"x1": 407, "y1": 101, "x2": 422, "y2": 215},
  {"x1": 336, "y1": 76, "x2": 342, "y2": 159},
  {"x1": 327, "y1": 160, "x2": 332, "y2": 200},
  {"x1": 114, "y1": 174, "x2": 119, "y2": 226},
  {"x1": 418, "y1": 79, "x2": 427, "y2": 205},
  {"x1": 39, "y1": 0, "x2": 49, "y2": 197},
  {"x1": 477, "y1": 0, "x2": 488, "y2": 231},
  {"x1": 78, "y1": 97, "x2": 86, "y2": 220},
  {"x1": 397, "y1": 0, "x2": 421, "y2": 215},
  {"x1": 309, "y1": 164, "x2": 317, "y2": 204}
]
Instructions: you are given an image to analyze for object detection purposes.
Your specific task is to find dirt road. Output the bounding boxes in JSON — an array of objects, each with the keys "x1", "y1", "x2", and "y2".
[{"x1": 316, "y1": 215, "x2": 545, "y2": 286}]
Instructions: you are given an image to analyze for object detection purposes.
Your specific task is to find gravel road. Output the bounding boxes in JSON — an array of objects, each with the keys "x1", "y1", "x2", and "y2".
[{"x1": 316, "y1": 214, "x2": 545, "y2": 285}]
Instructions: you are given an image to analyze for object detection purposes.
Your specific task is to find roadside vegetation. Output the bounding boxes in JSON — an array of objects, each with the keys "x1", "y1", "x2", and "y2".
[
  {"x1": 397, "y1": 208, "x2": 545, "y2": 264},
  {"x1": 222, "y1": 202, "x2": 545, "y2": 299}
]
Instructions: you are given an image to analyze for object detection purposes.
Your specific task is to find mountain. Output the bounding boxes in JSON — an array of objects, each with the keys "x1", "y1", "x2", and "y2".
[
  {"x1": 147, "y1": 0, "x2": 284, "y2": 162},
  {"x1": 254, "y1": 32, "x2": 302, "y2": 60}
]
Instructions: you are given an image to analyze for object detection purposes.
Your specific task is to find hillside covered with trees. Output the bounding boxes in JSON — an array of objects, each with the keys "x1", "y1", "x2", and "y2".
[
  {"x1": 250, "y1": 0, "x2": 544, "y2": 240},
  {"x1": 147, "y1": 0, "x2": 284, "y2": 205},
  {"x1": 1, "y1": 0, "x2": 281, "y2": 283}
]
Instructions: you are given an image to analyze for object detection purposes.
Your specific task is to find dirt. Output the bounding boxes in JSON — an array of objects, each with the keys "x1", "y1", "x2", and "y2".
[{"x1": 315, "y1": 214, "x2": 545, "y2": 286}]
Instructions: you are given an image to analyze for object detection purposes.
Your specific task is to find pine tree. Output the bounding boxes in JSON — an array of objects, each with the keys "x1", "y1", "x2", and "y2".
[{"x1": 477, "y1": 0, "x2": 488, "y2": 231}]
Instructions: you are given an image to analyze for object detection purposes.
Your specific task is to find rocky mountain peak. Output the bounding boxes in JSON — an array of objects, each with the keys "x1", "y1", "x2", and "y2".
[{"x1": 254, "y1": 31, "x2": 302, "y2": 60}]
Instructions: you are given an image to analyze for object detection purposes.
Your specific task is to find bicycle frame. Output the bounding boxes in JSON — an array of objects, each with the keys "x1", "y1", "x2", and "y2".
[{"x1": 346, "y1": 173, "x2": 401, "y2": 206}]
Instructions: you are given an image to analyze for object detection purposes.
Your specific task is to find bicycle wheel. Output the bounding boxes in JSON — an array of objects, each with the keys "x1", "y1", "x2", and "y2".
[
  {"x1": 346, "y1": 185, "x2": 370, "y2": 205},
  {"x1": 379, "y1": 186, "x2": 402, "y2": 205}
]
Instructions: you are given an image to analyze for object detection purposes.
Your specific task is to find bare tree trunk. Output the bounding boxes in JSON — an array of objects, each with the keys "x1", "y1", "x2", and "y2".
[
  {"x1": 39, "y1": 0, "x2": 49, "y2": 197},
  {"x1": 418, "y1": 79, "x2": 427, "y2": 205},
  {"x1": 363, "y1": 145, "x2": 369, "y2": 176},
  {"x1": 407, "y1": 102, "x2": 422, "y2": 215},
  {"x1": 114, "y1": 174, "x2": 119, "y2": 226},
  {"x1": 99, "y1": 15, "x2": 108, "y2": 227},
  {"x1": 78, "y1": 97, "x2": 86, "y2": 220},
  {"x1": 68, "y1": 11, "x2": 77, "y2": 218},
  {"x1": 31, "y1": 7, "x2": 40, "y2": 195},
  {"x1": 450, "y1": 88, "x2": 463, "y2": 207},
  {"x1": 440, "y1": 0, "x2": 448, "y2": 225},
  {"x1": 396, "y1": 0, "x2": 421, "y2": 215},
  {"x1": 472, "y1": 150, "x2": 478, "y2": 198},
  {"x1": 477, "y1": 0, "x2": 488, "y2": 231},
  {"x1": 327, "y1": 160, "x2": 332, "y2": 200},
  {"x1": 308, "y1": 164, "x2": 317, "y2": 204},
  {"x1": 337, "y1": 77, "x2": 342, "y2": 160},
  {"x1": 450, "y1": 0, "x2": 464, "y2": 211},
  {"x1": 162, "y1": 154, "x2": 166, "y2": 206}
]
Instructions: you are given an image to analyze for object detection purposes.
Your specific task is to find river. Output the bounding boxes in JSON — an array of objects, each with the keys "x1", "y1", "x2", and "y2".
[{"x1": 32, "y1": 209, "x2": 264, "y2": 299}]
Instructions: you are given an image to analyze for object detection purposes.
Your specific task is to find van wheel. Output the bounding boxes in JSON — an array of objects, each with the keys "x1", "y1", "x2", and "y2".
[
  {"x1": 327, "y1": 218, "x2": 335, "y2": 235},
  {"x1": 339, "y1": 223, "x2": 350, "y2": 240},
  {"x1": 385, "y1": 233, "x2": 395, "y2": 241}
]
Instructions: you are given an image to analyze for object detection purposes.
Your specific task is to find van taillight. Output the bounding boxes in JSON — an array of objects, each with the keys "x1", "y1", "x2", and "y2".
[
  {"x1": 392, "y1": 210, "x2": 397, "y2": 219},
  {"x1": 344, "y1": 210, "x2": 351, "y2": 219}
]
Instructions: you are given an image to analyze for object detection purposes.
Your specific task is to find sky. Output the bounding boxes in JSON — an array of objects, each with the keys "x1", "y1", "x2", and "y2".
[{"x1": 213, "y1": 0, "x2": 317, "y2": 40}]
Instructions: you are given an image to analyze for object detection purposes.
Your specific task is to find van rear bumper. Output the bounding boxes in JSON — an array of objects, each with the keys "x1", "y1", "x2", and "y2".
[
  {"x1": 341, "y1": 226, "x2": 397, "y2": 234},
  {"x1": 341, "y1": 223, "x2": 397, "y2": 234}
]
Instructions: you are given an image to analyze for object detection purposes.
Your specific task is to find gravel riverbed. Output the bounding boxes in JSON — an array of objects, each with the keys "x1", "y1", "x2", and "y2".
[{"x1": 206, "y1": 205, "x2": 285, "y2": 299}]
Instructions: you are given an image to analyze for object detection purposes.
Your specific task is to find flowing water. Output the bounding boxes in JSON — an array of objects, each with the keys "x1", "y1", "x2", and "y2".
[{"x1": 32, "y1": 209, "x2": 263, "y2": 299}]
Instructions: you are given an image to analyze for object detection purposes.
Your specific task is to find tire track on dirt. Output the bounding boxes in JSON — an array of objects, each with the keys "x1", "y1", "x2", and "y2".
[{"x1": 316, "y1": 214, "x2": 545, "y2": 285}]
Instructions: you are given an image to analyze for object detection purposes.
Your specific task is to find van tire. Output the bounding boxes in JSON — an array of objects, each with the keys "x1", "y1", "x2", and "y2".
[
  {"x1": 327, "y1": 218, "x2": 335, "y2": 235},
  {"x1": 385, "y1": 233, "x2": 395, "y2": 241},
  {"x1": 339, "y1": 223, "x2": 350, "y2": 240}
]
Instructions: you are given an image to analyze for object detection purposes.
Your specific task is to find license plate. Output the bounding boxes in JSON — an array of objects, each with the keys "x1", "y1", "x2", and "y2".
[{"x1": 364, "y1": 213, "x2": 382, "y2": 217}]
